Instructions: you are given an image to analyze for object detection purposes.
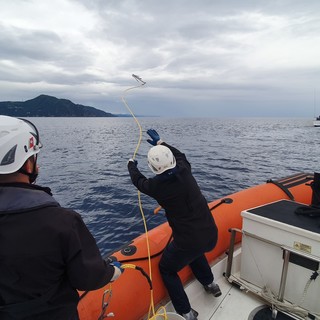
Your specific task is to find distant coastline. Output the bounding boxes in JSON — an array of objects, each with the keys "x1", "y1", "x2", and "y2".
[{"x1": 0, "y1": 94, "x2": 120, "y2": 117}]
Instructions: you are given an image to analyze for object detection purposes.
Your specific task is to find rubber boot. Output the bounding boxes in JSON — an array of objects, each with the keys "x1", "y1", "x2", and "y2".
[
  {"x1": 204, "y1": 282, "x2": 222, "y2": 297},
  {"x1": 180, "y1": 308, "x2": 199, "y2": 320}
]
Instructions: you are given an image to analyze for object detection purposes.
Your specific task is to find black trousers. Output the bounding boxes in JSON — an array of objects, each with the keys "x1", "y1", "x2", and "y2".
[{"x1": 159, "y1": 241, "x2": 214, "y2": 314}]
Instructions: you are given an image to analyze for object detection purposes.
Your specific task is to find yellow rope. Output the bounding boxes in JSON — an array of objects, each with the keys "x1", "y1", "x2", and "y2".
[
  {"x1": 121, "y1": 93, "x2": 142, "y2": 159},
  {"x1": 121, "y1": 266, "x2": 169, "y2": 320},
  {"x1": 149, "y1": 306, "x2": 168, "y2": 320},
  {"x1": 121, "y1": 75, "x2": 160, "y2": 319},
  {"x1": 121, "y1": 264, "x2": 137, "y2": 269}
]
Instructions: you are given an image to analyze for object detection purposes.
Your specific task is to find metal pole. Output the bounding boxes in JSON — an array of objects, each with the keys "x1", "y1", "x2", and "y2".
[
  {"x1": 278, "y1": 249, "x2": 290, "y2": 302},
  {"x1": 225, "y1": 228, "x2": 237, "y2": 279}
]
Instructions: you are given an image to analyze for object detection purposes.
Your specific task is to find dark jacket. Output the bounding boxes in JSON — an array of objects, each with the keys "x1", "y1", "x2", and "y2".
[
  {"x1": 0, "y1": 183, "x2": 115, "y2": 320},
  {"x1": 128, "y1": 143, "x2": 218, "y2": 250}
]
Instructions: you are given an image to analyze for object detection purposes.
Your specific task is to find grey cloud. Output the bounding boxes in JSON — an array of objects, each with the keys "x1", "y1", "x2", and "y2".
[
  {"x1": 1, "y1": 0, "x2": 320, "y2": 117},
  {"x1": 0, "y1": 24, "x2": 62, "y2": 61},
  {"x1": 0, "y1": 23, "x2": 99, "y2": 86}
]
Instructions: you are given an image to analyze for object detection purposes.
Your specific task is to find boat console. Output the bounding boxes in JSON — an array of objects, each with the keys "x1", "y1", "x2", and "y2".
[{"x1": 239, "y1": 199, "x2": 320, "y2": 318}]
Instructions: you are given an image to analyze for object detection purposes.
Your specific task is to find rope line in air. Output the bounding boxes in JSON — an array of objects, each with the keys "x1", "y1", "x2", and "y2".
[
  {"x1": 121, "y1": 74, "x2": 145, "y2": 160},
  {"x1": 121, "y1": 75, "x2": 167, "y2": 319}
]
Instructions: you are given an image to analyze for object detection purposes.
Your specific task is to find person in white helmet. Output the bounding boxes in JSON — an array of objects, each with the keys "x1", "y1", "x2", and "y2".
[
  {"x1": 0, "y1": 116, "x2": 123, "y2": 320},
  {"x1": 127, "y1": 129, "x2": 221, "y2": 320}
]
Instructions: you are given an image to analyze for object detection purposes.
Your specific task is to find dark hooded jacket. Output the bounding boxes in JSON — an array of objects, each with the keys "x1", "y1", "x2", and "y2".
[
  {"x1": 128, "y1": 142, "x2": 218, "y2": 250},
  {"x1": 0, "y1": 183, "x2": 115, "y2": 320}
]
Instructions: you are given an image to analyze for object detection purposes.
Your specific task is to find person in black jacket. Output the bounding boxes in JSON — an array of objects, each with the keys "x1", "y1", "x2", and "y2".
[
  {"x1": 0, "y1": 116, "x2": 123, "y2": 320},
  {"x1": 127, "y1": 129, "x2": 221, "y2": 320}
]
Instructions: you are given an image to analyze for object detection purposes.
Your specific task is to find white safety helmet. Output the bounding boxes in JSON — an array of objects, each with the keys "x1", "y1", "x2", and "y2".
[
  {"x1": 0, "y1": 116, "x2": 42, "y2": 174},
  {"x1": 147, "y1": 145, "x2": 176, "y2": 175}
]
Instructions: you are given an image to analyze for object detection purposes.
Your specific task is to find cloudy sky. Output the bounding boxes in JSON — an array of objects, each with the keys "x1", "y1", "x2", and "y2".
[{"x1": 1, "y1": 0, "x2": 320, "y2": 117}]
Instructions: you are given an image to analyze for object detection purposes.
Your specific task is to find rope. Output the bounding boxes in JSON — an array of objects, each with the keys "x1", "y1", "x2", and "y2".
[
  {"x1": 122, "y1": 264, "x2": 153, "y2": 290},
  {"x1": 227, "y1": 273, "x2": 320, "y2": 319},
  {"x1": 121, "y1": 75, "x2": 162, "y2": 319},
  {"x1": 97, "y1": 284, "x2": 113, "y2": 320},
  {"x1": 121, "y1": 74, "x2": 145, "y2": 160},
  {"x1": 148, "y1": 306, "x2": 169, "y2": 320}
]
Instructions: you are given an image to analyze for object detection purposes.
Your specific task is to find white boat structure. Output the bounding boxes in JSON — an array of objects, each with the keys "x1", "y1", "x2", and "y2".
[
  {"x1": 162, "y1": 199, "x2": 320, "y2": 320},
  {"x1": 78, "y1": 173, "x2": 320, "y2": 320},
  {"x1": 313, "y1": 116, "x2": 320, "y2": 127},
  {"x1": 313, "y1": 89, "x2": 320, "y2": 127}
]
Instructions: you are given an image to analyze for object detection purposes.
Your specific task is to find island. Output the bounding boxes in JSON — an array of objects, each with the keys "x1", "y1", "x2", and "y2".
[{"x1": 0, "y1": 95, "x2": 115, "y2": 117}]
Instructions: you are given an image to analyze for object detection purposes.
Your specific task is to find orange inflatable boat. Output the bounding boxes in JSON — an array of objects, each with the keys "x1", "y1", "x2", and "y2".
[{"x1": 78, "y1": 172, "x2": 314, "y2": 320}]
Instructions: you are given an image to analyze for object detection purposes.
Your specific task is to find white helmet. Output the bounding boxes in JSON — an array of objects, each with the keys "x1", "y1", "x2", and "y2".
[
  {"x1": 147, "y1": 145, "x2": 176, "y2": 175},
  {"x1": 0, "y1": 116, "x2": 42, "y2": 174}
]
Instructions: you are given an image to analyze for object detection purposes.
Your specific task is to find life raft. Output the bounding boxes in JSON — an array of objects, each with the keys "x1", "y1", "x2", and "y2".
[{"x1": 78, "y1": 173, "x2": 313, "y2": 320}]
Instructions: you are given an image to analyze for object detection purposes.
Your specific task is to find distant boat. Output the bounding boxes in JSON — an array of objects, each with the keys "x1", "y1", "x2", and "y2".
[
  {"x1": 314, "y1": 116, "x2": 320, "y2": 127},
  {"x1": 313, "y1": 89, "x2": 320, "y2": 127}
]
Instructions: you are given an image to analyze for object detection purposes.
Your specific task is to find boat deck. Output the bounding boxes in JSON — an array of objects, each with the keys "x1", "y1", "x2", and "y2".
[
  {"x1": 161, "y1": 248, "x2": 299, "y2": 320},
  {"x1": 183, "y1": 270, "x2": 263, "y2": 320}
]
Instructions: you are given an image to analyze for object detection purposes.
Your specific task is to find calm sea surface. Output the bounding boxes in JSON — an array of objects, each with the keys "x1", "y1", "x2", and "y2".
[{"x1": 29, "y1": 117, "x2": 318, "y2": 256}]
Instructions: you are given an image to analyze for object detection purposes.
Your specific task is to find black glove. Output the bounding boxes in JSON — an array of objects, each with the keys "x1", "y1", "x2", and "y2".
[{"x1": 128, "y1": 158, "x2": 138, "y2": 166}]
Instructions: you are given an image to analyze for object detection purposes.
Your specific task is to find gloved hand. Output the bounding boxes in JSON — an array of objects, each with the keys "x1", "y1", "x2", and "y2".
[
  {"x1": 110, "y1": 260, "x2": 124, "y2": 281},
  {"x1": 147, "y1": 129, "x2": 161, "y2": 146},
  {"x1": 111, "y1": 261, "x2": 124, "y2": 273},
  {"x1": 128, "y1": 158, "x2": 138, "y2": 166}
]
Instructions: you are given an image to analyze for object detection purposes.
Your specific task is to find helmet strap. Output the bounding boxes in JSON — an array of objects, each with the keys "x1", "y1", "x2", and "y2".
[{"x1": 18, "y1": 156, "x2": 38, "y2": 184}]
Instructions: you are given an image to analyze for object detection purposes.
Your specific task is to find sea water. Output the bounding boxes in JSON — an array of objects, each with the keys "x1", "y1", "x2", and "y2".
[{"x1": 31, "y1": 117, "x2": 318, "y2": 256}]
